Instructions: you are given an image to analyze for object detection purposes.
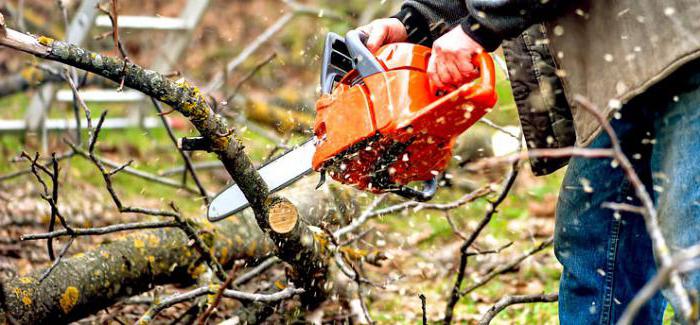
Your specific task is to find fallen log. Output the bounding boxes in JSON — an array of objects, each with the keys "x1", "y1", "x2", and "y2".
[{"x1": 0, "y1": 216, "x2": 272, "y2": 324}]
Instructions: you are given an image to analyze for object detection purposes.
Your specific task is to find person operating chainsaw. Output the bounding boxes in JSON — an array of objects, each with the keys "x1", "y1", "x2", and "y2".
[{"x1": 359, "y1": 1, "x2": 700, "y2": 324}]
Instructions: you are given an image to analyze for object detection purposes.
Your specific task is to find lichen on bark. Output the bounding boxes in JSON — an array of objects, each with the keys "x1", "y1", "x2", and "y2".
[{"x1": 0, "y1": 216, "x2": 272, "y2": 324}]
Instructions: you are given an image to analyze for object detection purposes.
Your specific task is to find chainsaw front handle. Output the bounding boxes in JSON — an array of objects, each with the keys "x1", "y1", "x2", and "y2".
[
  {"x1": 345, "y1": 30, "x2": 385, "y2": 78},
  {"x1": 320, "y1": 32, "x2": 352, "y2": 95}
]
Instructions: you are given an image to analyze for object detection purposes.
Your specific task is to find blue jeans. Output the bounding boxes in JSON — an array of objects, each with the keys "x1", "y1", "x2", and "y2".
[{"x1": 555, "y1": 62, "x2": 700, "y2": 324}]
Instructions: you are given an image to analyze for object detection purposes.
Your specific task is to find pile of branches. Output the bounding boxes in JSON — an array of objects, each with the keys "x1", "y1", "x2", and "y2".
[{"x1": 1, "y1": 2, "x2": 696, "y2": 324}]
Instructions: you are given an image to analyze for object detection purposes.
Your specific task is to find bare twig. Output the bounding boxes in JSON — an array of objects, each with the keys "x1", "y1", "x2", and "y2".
[
  {"x1": 466, "y1": 241, "x2": 513, "y2": 257},
  {"x1": 460, "y1": 237, "x2": 553, "y2": 296},
  {"x1": 151, "y1": 98, "x2": 210, "y2": 204},
  {"x1": 68, "y1": 143, "x2": 201, "y2": 194},
  {"x1": 444, "y1": 160, "x2": 520, "y2": 324},
  {"x1": 465, "y1": 147, "x2": 615, "y2": 171},
  {"x1": 72, "y1": 111, "x2": 179, "y2": 218},
  {"x1": 366, "y1": 186, "x2": 492, "y2": 219},
  {"x1": 159, "y1": 161, "x2": 223, "y2": 177},
  {"x1": 478, "y1": 118, "x2": 520, "y2": 139},
  {"x1": 334, "y1": 194, "x2": 387, "y2": 239},
  {"x1": 98, "y1": 0, "x2": 129, "y2": 90},
  {"x1": 444, "y1": 210, "x2": 468, "y2": 240},
  {"x1": 64, "y1": 69, "x2": 83, "y2": 144},
  {"x1": 478, "y1": 293, "x2": 558, "y2": 325},
  {"x1": 233, "y1": 256, "x2": 280, "y2": 287},
  {"x1": 204, "y1": 1, "x2": 342, "y2": 93},
  {"x1": 601, "y1": 202, "x2": 646, "y2": 215},
  {"x1": 195, "y1": 261, "x2": 244, "y2": 324},
  {"x1": 227, "y1": 52, "x2": 277, "y2": 102},
  {"x1": 21, "y1": 152, "x2": 74, "y2": 260},
  {"x1": 0, "y1": 151, "x2": 75, "y2": 183},
  {"x1": 420, "y1": 293, "x2": 427, "y2": 325},
  {"x1": 38, "y1": 237, "x2": 75, "y2": 282},
  {"x1": 168, "y1": 203, "x2": 227, "y2": 281},
  {"x1": 64, "y1": 68, "x2": 94, "y2": 141},
  {"x1": 137, "y1": 285, "x2": 304, "y2": 323},
  {"x1": 55, "y1": 0, "x2": 82, "y2": 144},
  {"x1": 348, "y1": 260, "x2": 373, "y2": 324},
  {"x1": 21, "y1": 220, "x2": 179, "y2": 240}
]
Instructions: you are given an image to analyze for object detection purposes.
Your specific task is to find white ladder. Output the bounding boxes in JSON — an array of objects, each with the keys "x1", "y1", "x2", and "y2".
[{"x1": 18, "y1": 0, "x2": 210, "y2": 148}]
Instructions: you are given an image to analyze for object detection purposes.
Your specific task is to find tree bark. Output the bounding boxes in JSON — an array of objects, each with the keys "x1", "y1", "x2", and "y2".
[{"x1": 0, "y1": 216, "x2": 273, "y2": 324}]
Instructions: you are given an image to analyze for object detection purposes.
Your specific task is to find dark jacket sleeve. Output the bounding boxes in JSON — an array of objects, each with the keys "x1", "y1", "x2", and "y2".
[
  {"x1": 393, "y1": 0, "x2": 576, "y2": 51},
  {"x1": 392, "y1": 1, "x2": 469, "y2": 46}
]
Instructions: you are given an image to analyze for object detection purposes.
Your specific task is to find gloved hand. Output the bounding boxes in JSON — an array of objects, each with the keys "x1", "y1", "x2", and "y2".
[
  {"x1": 427, "y1": 25, "x2": 483, "y2": 94},
  {"x1": 356, "y1": 18, "x2": 408, "y2": 53}
]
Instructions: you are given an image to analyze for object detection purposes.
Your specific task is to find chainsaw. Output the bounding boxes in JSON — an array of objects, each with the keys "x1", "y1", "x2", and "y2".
[{"x1": 207, "y1": 30, "x2": 497, "y2": 222}]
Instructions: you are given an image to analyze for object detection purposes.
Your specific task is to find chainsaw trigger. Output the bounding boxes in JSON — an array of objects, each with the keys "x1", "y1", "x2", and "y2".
[{"x1": 392, "y1": 177, "x2": 439, "y2": 202}]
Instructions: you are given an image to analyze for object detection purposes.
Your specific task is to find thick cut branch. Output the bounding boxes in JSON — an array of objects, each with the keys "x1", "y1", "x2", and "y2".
[
  {"x1": 0, "y1": 216, "x2": 273, "y2": 324},
  {"x1": 265, "y1": 197, "x2": 329, "y2": 307}
]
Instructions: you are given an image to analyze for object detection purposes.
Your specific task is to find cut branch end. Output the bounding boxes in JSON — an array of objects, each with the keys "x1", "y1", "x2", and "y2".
[{"x1": 268, "y1": 198, "x2": 299, "y2": 234}]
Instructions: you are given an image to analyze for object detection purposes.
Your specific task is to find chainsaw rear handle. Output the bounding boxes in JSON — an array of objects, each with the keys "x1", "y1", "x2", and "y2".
[
  {"x1": 450, "y1": 51, "x2": 497, "y2": 108},
  {"x1": 323, "y1": 30, "x2": 496, "y2": 106}
]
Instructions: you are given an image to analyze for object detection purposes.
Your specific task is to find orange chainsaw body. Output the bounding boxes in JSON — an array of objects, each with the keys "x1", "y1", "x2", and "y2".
[{"x1": 311, "y1": 42, "x2": 497, "y2": 192}]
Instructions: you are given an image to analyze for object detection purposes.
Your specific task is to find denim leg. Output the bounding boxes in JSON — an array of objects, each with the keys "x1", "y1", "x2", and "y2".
[
  {"x1": 555, "y1": 100, "x2": 666, "y2": 324},
  {"x1": 651, "y1": 71, "x2": 700, "y2": 314}
]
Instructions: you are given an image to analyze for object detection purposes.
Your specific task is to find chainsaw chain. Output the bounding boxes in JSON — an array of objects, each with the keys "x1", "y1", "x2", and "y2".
[
  {"x1": 320, "y1": 133, "x2": 413, "y2": 191},
  {"x1": 369, "y1": 138, "x2": 414, "y2": 191}
]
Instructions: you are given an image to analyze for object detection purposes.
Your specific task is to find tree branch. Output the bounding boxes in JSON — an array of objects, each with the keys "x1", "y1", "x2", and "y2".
[
  {"x1": 478, "y1": 293, "x2": 558, "y2": 325},
  {"x1": 137, "y1": 285, "x2": 304, "y2": 324},
  {"x1": 444, "y1": 161, "x2": 520, "y2": 324}
]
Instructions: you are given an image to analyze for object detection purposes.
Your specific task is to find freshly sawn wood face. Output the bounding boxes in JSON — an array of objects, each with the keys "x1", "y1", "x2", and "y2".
[{"x1": 268, "y1": 199, "x2": 299, "y2": 234}]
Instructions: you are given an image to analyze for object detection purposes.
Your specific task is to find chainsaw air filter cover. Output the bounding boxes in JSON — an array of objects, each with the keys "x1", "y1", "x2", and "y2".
[{"x1": 311, "y1": 32, "x2": 497, "y2": 196}]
